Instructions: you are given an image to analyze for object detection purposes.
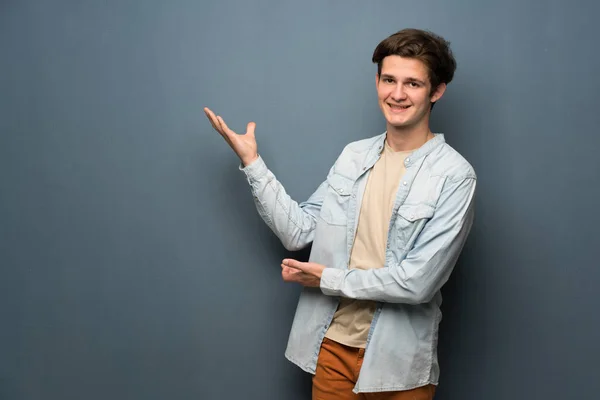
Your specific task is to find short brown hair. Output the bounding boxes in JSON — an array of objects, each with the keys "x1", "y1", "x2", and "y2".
[{"x1": 372, "y1": 28, "x2": 457, "y2": 91}]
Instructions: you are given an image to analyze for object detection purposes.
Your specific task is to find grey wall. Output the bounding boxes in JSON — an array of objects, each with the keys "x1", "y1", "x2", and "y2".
[{"x1": 1, "y1": 1, "x2": 599, "y2": 399}]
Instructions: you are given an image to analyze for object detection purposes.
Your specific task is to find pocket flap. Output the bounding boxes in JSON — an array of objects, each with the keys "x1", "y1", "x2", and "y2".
[
  {"x1": 326, "y1": 174, "x2": 353, "y2": 196},
  {"x1": 398, "y1": 203, "x2": 435, "y2": 222}
]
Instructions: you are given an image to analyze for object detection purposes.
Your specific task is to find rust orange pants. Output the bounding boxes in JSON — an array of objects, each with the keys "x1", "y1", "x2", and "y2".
[{"x1": 312, "y1": 337, "x2": 436, "y2": 400}]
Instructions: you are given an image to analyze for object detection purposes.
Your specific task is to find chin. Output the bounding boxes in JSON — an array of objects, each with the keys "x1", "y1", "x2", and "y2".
[{"x1": 386, "y1": 117, "x2": 412, "y2": 129}]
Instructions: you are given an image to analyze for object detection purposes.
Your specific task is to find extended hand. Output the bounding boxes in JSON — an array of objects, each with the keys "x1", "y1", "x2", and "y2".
[
  {"x1": 204, "y1": 107, "x2": 258, "y2": 167},
  {"x1": 281, "y1": 259, "x2": 326, "y2": 288}
]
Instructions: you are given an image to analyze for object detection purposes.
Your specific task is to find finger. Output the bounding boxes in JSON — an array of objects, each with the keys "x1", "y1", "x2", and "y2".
[
  {"x1": 204, "y1": 109, "x2": 233, "y2": 146},
  {"x1": 217, "y1": 116, "x2": 237, "y2": 138},
  {"x1": 203, "y1": 108, "x2": 222, "y2": 132},
  {"x1": 216, "y1": 119, "x2": 234, "y2": 146},
  {"x1": 282, "y1": 265, "x2": 303, "y2": 274},
  {"x1": 215, "y1": 116, "x2": 237, "y2": 148},
  {"x1": 246, "y1": 122, "x2": 256, "y2": 138},
  {"x1": 285, "y1": 259, "x2": 309, "y2": 274},
  {"x1": 281, "y1": 266, "x2": 300, "y2": 282},
  {"x1": 205, "y1": 111, "x2": 236, "y2": 147},
  {"x1": 281, "y1": 264, "x2": 296, "y2": 273}
]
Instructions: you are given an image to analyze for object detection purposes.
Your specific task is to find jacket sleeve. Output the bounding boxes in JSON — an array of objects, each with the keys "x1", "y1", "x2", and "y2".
[
  {"x1": 320, "y1": 176, "x2": 476, "y2": 304},
  {"x1": 241, "y1": 155, "x2": 330, "y2": 251}
]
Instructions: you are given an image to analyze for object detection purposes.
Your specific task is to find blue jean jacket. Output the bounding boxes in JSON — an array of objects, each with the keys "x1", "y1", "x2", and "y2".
[{"x1": 241, "y1": 133, "x2": 476, "y2": 393}]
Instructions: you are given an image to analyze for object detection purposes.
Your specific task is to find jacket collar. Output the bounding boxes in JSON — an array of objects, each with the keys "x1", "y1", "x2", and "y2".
[{"x1": 368, "y1": 132, "x2": 446, "y2": 165}]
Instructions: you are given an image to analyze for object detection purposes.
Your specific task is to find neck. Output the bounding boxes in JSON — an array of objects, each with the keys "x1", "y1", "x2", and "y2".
[{"x1": 385, "y1": 121, "x2": 434, "y2": 152}]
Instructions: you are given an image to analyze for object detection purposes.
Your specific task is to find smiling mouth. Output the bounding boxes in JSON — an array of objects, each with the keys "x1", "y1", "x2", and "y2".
[{"x1": 388, "y1": 104, "x2": 411, "y2": 111}]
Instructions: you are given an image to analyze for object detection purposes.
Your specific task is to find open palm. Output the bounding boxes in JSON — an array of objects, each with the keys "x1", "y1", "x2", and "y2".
[{"x1": 204, "y1": 107, "x2": 258, "y2": 166}]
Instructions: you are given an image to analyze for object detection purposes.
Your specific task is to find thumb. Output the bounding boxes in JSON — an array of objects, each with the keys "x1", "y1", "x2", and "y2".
[{"x1": 246, "y1": 122, "x2": 256, "y2": 137}]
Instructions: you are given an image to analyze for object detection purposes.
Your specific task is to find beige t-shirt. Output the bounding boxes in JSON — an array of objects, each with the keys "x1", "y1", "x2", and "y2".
[{"x1": 324, "y1": 140, "x2": 410, "y2": 348}]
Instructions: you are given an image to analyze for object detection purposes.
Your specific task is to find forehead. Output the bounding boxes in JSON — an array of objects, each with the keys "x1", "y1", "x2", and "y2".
[{"x1": 380, "y1": 55, "x2": 429, "y2": 81}]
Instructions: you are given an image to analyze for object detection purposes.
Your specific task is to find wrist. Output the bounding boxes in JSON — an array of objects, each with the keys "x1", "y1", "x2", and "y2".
[{"x1": 241, "y1": 154, "x2": 259, "y2": 167}]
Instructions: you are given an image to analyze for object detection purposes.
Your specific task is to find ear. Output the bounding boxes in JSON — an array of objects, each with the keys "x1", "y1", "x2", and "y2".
[
  {"x1": 430, "y1": 83, "x2": 447, "y2": 103},
  {"x1": 375, "y1": 73, "x2": 380, "y2": 90}
]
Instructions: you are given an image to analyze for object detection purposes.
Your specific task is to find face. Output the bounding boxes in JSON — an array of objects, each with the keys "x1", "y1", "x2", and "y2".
[{"x1": 376, "y1": 55, "x2": 445, "y2": 133}]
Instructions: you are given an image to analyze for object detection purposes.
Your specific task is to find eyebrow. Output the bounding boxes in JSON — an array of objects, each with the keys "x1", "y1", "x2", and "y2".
[
  {"x1": 380, "y1": 74, "x2": 426, "y2": 85},
  {"x1": 405, "y1": 77, "x2": 427, "y2": 85}
]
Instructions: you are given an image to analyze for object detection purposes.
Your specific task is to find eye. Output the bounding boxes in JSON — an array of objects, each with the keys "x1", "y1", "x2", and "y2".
[
  {"x1": 384, "y1": 78, "x2": 394, "y2": 83},
  {"x1": 407, "y1": 82, "x2": 420, "y2": 88}
]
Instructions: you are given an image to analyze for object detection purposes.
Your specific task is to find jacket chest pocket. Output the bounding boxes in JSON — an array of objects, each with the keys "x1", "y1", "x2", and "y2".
[
  {"x1": 393, "y1": 203, "x2": 435, "y2": 250},
  {"x1": 319, "y1": 174, "x2": 354, "y2": 226}
]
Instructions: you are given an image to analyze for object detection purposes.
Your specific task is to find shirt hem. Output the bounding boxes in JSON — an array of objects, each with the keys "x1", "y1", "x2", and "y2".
[
  {"x1": 284, "y1": 353, "x2": 316, "y2": 375},
  {"x1": 353, "y1": 380, "x2": 439, "y2": 394}
]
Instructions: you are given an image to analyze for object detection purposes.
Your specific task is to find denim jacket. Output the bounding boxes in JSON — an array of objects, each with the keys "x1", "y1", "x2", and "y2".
[{"x1": 241, "y1": 132, "x2": 476, "y2": 393}]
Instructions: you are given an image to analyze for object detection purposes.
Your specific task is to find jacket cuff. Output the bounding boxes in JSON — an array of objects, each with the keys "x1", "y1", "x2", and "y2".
[
  {"x1": 239, "y1": 155, "x2": 267, "y2": 181},
  {"x1": 320, "y1": 268, "x2": 345, "y2": 297}
]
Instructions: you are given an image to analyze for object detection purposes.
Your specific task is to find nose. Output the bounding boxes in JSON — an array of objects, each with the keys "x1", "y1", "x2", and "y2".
[{"x1": 391, "y1": 84, "x2": 407, "y2": 102}]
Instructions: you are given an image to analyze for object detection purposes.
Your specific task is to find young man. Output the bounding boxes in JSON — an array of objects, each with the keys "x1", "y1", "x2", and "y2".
[{"x1": 204, "y1": 28, "x2": 476, "y2": 399}]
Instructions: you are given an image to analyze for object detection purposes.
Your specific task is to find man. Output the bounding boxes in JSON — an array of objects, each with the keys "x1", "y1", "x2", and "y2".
[{"x1": 204, "y1": 28, "x2": 476, "y2": 400}]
